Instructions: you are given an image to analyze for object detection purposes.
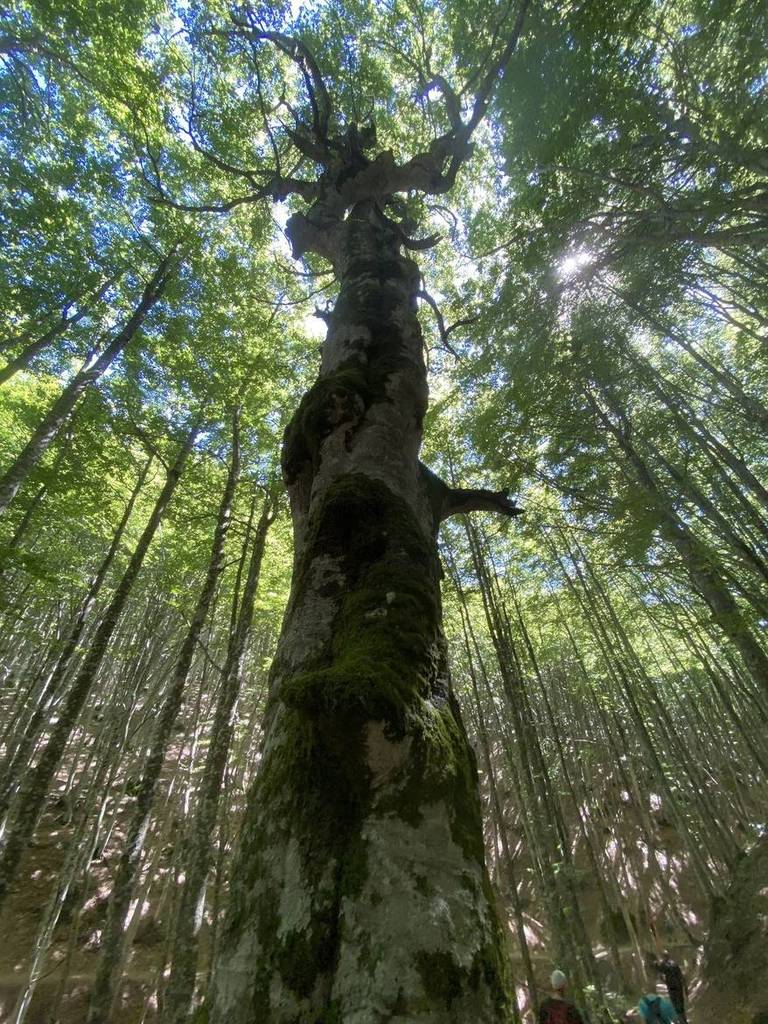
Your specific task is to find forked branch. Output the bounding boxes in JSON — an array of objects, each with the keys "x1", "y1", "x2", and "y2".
[{"x1": 146, "y1": 0, "x2": 531, "y2": 252}]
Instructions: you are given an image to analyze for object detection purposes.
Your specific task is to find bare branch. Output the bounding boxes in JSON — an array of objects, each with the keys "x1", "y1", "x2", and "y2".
[
  {"x1": 421, "y1": 463, "x2": 523, "y2": 528},
  {"x1": 231, "y1": 16, "x2": 333, "y2": 153},
  {"x1": 467, "y1": 0, "x2": 531, "y2": 133},
  {"x1": 428, "y1": 203, "x2": 459, "y2": 237},
  {"x1": 142, "y1": 2, "x2": 531, "y2": 248},
  {"x1": 446, "y1": 314, "x2": 480, "y2": 339},
  {"x1": 443, "y1": 486, "x2": 524, "y2": 520},
  {"x1": 416, "y1": 290, "x2": 461, "y2": 358},
  {"x1": 253, "y1": 64, "x2": 283, "y2": 173}
]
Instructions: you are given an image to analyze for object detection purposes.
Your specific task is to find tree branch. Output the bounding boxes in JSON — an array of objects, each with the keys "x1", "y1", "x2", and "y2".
[
  {"x1": 443, "y1": 486, "x2": 524, "y2": 520},
  {"x1": 416, "y1": 289, "x2": 461, "y2": 358},
  {"x1": 421, "y1": 463, "x2": 523, "y2": 529},
  {"x1": 140, "y1": 126, "x2": 316, "y2": 213},
  {"x1": 231, "y1": 16, "x2": 333, "y2": 153},
  {"x1": 466, "y1": 0, "x2": 531, "y2": 133},
  {"x1": 418, "y1": 74, "x2": 463, "y2": 130}
]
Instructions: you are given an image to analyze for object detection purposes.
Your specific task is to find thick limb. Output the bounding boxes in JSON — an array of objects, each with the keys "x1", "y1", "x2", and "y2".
[{"x1": 420, "y1": 462, "x2": 523, "y2": 530}]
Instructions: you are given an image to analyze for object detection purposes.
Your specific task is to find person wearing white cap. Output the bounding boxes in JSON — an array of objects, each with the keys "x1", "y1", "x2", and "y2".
[{"x1": 538, "y1": 969, "x2": 586, "y2": 1023}]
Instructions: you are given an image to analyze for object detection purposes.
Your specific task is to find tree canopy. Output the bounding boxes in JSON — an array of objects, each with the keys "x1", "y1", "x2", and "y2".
[{"x1": 0, "y1": 0, "x2": 766, "y2": 1021}]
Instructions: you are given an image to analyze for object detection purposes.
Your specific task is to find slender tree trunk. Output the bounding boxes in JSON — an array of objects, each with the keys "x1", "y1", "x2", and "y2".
[
  {"x1": 85, "y1": 412, "x2": 241, "y2": 1024},
  {"x1": 591, "y1": 389, "x2": 768, "y2": 696},
  {"x1": 553, "y1": 605, "x2": 651, "y2": 976},
  {"x1": 0, "y1": 482, "x2": 46, "y2": 579},
  {"x1": 446, "y1": 554, "x2": 538, "y2": 1019},
  {"x1": 548, "y1": 527, "x2": 718, "y2": 898},
  {"x1": 162, "y1": 484, "x2": 275, "y2": 1023},
  {"x1": 9, "y1": 722, "x2": 121, "y2": 1024},
  {"x1": 208, "y1": 205, "x2": 511, "y2": 1023},
  {"x1": 0, "y1": 429, "x2": 76, "y2": 590},
  {"x1": 508, "y1": 586, "x2": 629, "y2": 990},
  {"x1": 0, "y1": 273, "x2": 123, "y2": 353},
  {"x1": 570, "y1": 535, "x2": 739, "y2": 871},
  {"x1": 0, "y1": 255, "x2": 174, "y2": 514},
  {"x1": 608, "y1": 285, "x2": 768, "y2": 430},
  {"x1": 629, "y1": 351, "x2": 768, "y2": 514},
  {"x1": 0, "y1": 274, "x2": 118, "y2": 384},
  {"x1": 0, "y1": 424, "x2": 196, "y2": 909},
  {"x1": 0, "y1": 454, "x2": 153, "y2": 821},
  {"x1": 691, "y1": 281, "x2": 767, "y2": 345},
  {"x1": 643, "y1": 580, "x2": 768, "y2": 770},
  {"x1": 465, "y1": 522, "x2": 600, "y2": 1003},
  {"x1": 653, "y1": 450, "x2": 768, "y2": 601}
]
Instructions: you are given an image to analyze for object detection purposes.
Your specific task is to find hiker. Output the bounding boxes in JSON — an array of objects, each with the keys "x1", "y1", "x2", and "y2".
[
  {"x1": 539, "y1": 969, "x2": 586, "y2": 1024},
  {"x1": 653, "y1": 950, "x2": 688, "y2": 1023},
  {"x1": 637, "y1": 990, "x2": 680, "y2": 1022}
]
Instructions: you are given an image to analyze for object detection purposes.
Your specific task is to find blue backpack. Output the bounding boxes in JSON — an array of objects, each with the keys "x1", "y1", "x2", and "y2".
[
  {"x1": 644, "y1": 996, "x2": 666, "y2": 1023},
  {"x1": 651, "y1": 999, "x2": 667, "y2": 1024}
]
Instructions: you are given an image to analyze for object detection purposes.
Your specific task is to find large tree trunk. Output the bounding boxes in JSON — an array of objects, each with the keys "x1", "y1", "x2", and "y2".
[{"x1": 208, "y1": 203, "x2": 510, "y2": 1023}]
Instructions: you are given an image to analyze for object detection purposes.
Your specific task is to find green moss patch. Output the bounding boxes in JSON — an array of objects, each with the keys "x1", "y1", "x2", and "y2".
[
  {"x1": 275, "y1": 923, "x2": 336, "y2": 999},
  {"x1": 416, "y1": 950, "x2": 463, "y2": 1006},
  {"x1": 283, "y1": 474, "x2": 439, "y2": 724}
]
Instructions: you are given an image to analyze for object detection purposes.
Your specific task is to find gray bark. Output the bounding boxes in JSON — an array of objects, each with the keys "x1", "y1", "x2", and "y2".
[{"x1": 207, "y1": 204, "x2": 511, "y2": 1023}]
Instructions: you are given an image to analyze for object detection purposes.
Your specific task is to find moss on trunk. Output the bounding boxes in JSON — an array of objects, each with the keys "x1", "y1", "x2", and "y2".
[{"x1": 209, "y1": 207, "x2": 511, "y2": 1023}]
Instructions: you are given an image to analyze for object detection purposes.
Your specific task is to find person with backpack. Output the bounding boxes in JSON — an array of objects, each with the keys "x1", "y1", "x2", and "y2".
[
  {"x1": 637, "y1": 992, "x2": 680, "y2": 1022},
  {"x1": 539, "y1": 969, "x2": 587, "y2": 1024}
]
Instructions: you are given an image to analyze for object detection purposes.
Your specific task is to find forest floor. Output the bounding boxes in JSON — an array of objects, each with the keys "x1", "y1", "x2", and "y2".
[{"x1": 2, "y1": 811, "x2": 766, "y2": 1022}]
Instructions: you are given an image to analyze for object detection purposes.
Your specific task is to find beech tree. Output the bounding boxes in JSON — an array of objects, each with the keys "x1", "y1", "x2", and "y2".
[
  {"x1": 146, "y1": 6, "x2": 528, "y2": 1019},
  {"x1": 1, "y1": 2, "x2": 767, "y2": 1023}
]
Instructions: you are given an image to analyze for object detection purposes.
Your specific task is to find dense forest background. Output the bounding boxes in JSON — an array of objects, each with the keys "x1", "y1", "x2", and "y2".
[{"x1": 0, "y1": 0, "x2": 766, "y2": 1021}]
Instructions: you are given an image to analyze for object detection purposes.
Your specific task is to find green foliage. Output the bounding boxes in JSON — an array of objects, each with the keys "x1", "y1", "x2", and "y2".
[{"x1": 0, "y1": 0, "x2": 766, "y2": 1018}]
